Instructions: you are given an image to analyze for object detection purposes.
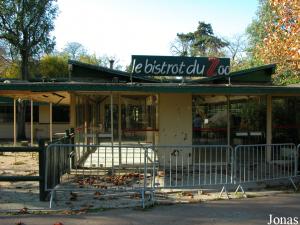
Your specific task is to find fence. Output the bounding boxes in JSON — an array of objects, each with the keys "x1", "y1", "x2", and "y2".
[
  {"x1": 1, "y1": 140, "x2": 298, "y2": 208},
  {"x1": 152, "y1": 145, "x2": 233, "y2": 189},
  {"x1": 0, "y1": 140, "x2": 47, "y2": 201},
  {"x1": 44, "y1": 143, "x2": 156, "y2": 208},
  {"x1": 234, "y1": 144, "x2": 297, "y2": 183}
]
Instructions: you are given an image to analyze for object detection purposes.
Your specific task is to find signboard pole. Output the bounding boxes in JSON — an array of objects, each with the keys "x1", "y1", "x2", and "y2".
[{"x1": 130, "y1": 59, "x2": 136, "y2": 84}]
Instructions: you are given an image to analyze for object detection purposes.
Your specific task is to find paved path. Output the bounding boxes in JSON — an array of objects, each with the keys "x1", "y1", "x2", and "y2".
[{"x1": 0, "y1": 193, "x2": 299, "y2": 225}]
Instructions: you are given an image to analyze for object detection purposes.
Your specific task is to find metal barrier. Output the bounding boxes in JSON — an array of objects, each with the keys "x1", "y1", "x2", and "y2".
[
  {"x1": 234, "y1": 144, "x2": 298, "y2": 192},
  {"x1": 0, "y1": 140, "x2": 47, "y2": 201},
  {"x1": 43, "y1": 142, "x2": 299, "y2": 208},
  {"x1": 45, "y1": 143, "x2": 156, "y2": 208},
  {"x1": 296, "y1": 144, "x2": 300, "y2": 175},
  {"x1": 152, "y1": 145, "x2": 233, "y2": 193}
]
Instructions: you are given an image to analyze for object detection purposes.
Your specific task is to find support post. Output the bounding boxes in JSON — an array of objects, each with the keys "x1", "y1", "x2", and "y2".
[
  {"x1": 70, "y1": 93, "x2": 76, "y2": 128},
  {"x1": 227, "y1": 96, "x2": 231, "y2": 146},
  {"x1": 110, "y1": 94, "x2": 114, "y2": 174},
  {"x1": 266, "y1": 95, "x2": 272, "y2": 161},
  {"x1": 38, "y1": 139, "x2": 47, "y2": 201},
  {"x1": 49, "y1": 102, "x2": 53, "y2": 142},
  {"x1": 31, "y1": 99, "x2": 33, "y2": 146},
  {"x1": 13, "y1": 98, "x2": 17, "y2": 146},
  {"x1": 118, "y1": 94, "x2": 122, "y2": 166},
  {"x1": 84, "y1": 96, "x2": 88, "y2": 146}
]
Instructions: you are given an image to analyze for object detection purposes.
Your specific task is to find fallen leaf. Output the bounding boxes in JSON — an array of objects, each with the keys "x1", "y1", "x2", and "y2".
[
  {"x1": 18, "y1": 207, "x2": 29, "y2": 214},
  {"x1": 53, "y1": 222, "x2": 63, "y2": 225},
  {"x1": 15, "y1": 221, "x2": 25, "y2": 225}
]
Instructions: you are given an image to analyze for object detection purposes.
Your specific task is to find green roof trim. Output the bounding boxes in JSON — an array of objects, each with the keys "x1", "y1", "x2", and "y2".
[
  {"x1": 69, "y1": 60, "x2": 159, "y2": 83},
  {"x1": 194, "y1": 64, "x2": 276, "y2": 84},
  {"x1": 1, "y1": 82, "x2": 300, "y2": 95},
  {"x1": 69, "y1": 60, "x2": 276, "y2": 85}
]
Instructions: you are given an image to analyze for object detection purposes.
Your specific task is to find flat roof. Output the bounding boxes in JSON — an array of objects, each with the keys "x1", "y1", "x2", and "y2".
[{"x1": 1, "y1": 82, "x2": 300, "y2": 95}]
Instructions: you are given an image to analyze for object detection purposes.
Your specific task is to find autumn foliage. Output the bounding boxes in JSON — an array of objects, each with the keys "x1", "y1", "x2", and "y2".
[{"x1": 254, "y1": 0, "x2": 300, "y2": 84}]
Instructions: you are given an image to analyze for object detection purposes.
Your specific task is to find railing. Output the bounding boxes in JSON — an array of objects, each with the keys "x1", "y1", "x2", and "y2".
[
  {"x1": 295, "y1": 144, "x2": 300, "y2": 175},
  {"x1": 2, "y1": 139, "x2": 297, "y2": 208},
  {"x1": 44, "y1": 143, "x2": 156, "y2": 208},
  {"x1": 0, "y1": 140, "x2": 47, "y2": 201},
  {"x1": 45, "y1": 129, "x2": 75, "y2": 191},
  {"x1": 233, "y1": 144, "x2": 298, "y2": 184},
  {"x1": 193, "y1": 128, "x2": 227, "y2": 145},
  {"x1": 152, "y1": 145, "x2": 233, "y2": 189}
]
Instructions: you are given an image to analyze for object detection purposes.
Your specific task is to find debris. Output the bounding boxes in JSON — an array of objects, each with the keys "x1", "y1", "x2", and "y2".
[
  {"x1": 70, "y1": 191, "x2": 78, "y2": 201},
  {"x1": 94, "y1": 191, "x2": 102, "y2": 196},
  {"x1": 182, "y1": 192, "x2": 194, "y2": 198},
  {"x1": 130, "y1": 193, "x2": 141, "y2": 199},
  {"x1": 15, "y1": 221, "x2": 25, "y2": 225},
  {"x1": 53, "y1": 222, "x2": 64, "y2": 225},
  {"x1": 18, "y1": 207, "x2": 29, "y2": 214}
]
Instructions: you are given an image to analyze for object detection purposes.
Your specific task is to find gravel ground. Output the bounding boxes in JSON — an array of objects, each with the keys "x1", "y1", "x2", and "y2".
[{"x1": 0, "y1": 193, "x2": 299, "y2": 225}]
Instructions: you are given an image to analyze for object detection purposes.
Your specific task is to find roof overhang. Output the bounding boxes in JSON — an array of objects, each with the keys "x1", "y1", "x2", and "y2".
[
  {"x1": 0, "y1": 89, "x2": 70, "y2": 104},
  {"x1": 1, "y1": 82, "x2": 300, "y2": 96}
]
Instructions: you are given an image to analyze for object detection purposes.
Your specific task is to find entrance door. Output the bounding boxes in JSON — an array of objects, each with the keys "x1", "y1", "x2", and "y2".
[
  {"x1": 119, "y1": 94, "x2": 158, "y2": 145},
  {"x1": 192, "y1": 95, "x2": 228, "y2": 145},
  {"x1": 74, "y1": 94, "x2": 114, "y2": 145}
]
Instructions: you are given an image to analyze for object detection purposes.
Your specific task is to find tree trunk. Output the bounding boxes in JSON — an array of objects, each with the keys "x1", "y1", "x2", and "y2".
[
  {"x1": 17, "y1": 100, "x2": 27, "y2": 141},
  {"x1": 21, "y1": 50, "x2": 29, "y2": 80},
  {"x1": 17, "y1": 50, "x2": 29, "y2": 140}
]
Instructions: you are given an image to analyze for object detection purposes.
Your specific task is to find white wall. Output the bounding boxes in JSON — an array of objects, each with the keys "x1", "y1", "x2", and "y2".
[
  {"x1": 157, "y1": 93, "x2": 192, "y2": 166},
  {"x1": 0, "y1": 104, "x2": 69, "y2": 140},
  {"x1": 0, "y1": 123, "x2": 69, "y2": 140}
]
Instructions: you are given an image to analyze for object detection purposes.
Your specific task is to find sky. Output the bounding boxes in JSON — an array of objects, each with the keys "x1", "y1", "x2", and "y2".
[{"x1": 54, "y1": 0, "x2": 259, "y2": 68}]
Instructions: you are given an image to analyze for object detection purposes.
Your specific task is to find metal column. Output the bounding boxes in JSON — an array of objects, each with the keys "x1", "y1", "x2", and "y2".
[
  {"x1": 13, "y1": 98, "x2": 16, "y2": 146},
  {"x1": 31, "y1": 100, "x2": 33, "y2": 146}
]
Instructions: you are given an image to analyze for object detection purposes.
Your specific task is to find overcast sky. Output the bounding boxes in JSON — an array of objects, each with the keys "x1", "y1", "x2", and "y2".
[{"x1": 54, "y1": 0, "x2": 259, "y2": 67}]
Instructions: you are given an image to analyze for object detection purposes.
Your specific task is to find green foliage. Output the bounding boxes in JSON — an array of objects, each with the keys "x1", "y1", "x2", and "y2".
[
  {"x1": 0, "y1": 0, "x2": 58, "y2": 80},
  {"x1": 246, "y1": 0, "x2": 273, "y2": 57},
  {"x1": 78, "y1": 53, "x2": 101, "y2": 65},
  {"x1": 246, "y1": 0, "x2": 299, "y2": 85},
  {"x1": 239, "y1": 99, "x2": 266, "y2": 131},
  {"x1": 39, "y1": 54, "x2": 69, "y2": 78},
  {"x1": 273, "y1": 70, "x2": 300, "y2": 85},
  {"x1": 1, "y1": 62, "x2": 19, "y2": 78},
  {"x1": 172, "y1": 22, "x2": 228, "y2": 57}
]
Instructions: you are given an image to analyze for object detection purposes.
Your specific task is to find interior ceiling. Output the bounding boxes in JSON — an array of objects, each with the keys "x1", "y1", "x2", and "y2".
[
  {"x1": 195, "y1": 95, "x2": 259, "y2": 104},
  {"x1": 0, "y1": 91, "x2": 70, "y2": 105}
]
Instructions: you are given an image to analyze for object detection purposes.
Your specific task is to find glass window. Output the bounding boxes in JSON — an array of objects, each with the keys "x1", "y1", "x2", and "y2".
[
  {"x1": 52, "y1": 105, "x2": 69, "y2": 122},
  {"x1": 192, "y1": 96, "x2": 228, "y2": 145},
  {"x1": 25, "y1": 105, "x2": 39, "y2": 122},
  {"x1": 230, "y1": 96, "x2": 266, "y2": 145},
  {"x1": 272, "y1": 97, "x2": 300, "y2": 143},
  {"x1": 0, "y1": 105, "x2": 13, "y2": 123}
]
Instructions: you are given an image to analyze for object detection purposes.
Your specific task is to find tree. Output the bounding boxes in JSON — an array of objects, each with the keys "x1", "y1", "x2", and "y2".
[
  {"x1": 247, "y1": 0, "x2": 300, "y2": 84},
  {"x1": 78, "y1": 53, "x2": 101, "y2": 65},
  {"x1": 223, "y1": 34, "x2": 251, "y2": 71},
  {"x1": 0, "y1": 40, "x2": 10, "y2": 76},
  {"x1": 0, "y1": 0, "x2": 58, "y2": 139},
  {"x1": 171, "y1": 22, "x2": 229, "y2": 57},
  {"x1": 170, "y1": 33, "x2": 193, "y2": 56},
  {"x1": 63, "y1": 42, "x2": 87, "y2": 60},
  {"x1": 247, "y1": 0, "x2": 273, "y2": 59},
  {"x1": 40, "y1": 54, "x2": 68, "y2": 78},
  {"x1": 0, "y1": 0, "x2": 58, "y2": 80}
]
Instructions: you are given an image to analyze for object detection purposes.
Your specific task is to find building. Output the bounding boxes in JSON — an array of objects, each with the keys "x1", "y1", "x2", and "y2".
[
  {"x1": 1, "y1": 56, "x2": 299, "y2": 194},
  {"x1": 0, "y1": 56, "x2": 299, "y2": 147}
]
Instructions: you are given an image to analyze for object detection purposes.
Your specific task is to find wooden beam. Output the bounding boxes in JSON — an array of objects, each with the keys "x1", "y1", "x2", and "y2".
[
  {"x1": 31, "y1": 99, "x2": 33, "y2": 146},
  {"x1": 13, "y1": 98, "x2": 16, "y2": 146},
  {"x1": 50, "y1": 102, "x2": 53, "y2": 142}
]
